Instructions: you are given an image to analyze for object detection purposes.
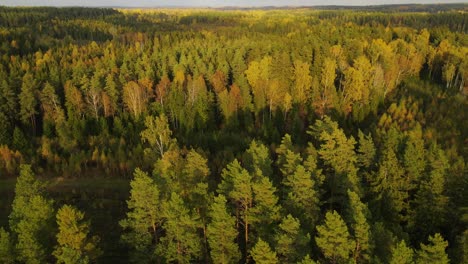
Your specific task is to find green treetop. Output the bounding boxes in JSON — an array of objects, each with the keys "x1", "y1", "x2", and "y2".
[
  {"x1": 390, "y1": 240, "x2": 414, "y2": 264},
  {"x1": 250, "y1": 238, "x2": 278, "y2": 264},
  {"x1": 315, "y1": 210, "x2": 354, "y2": 264},
  {"x1": 120, "y1": 168, "x2": 161, "y2": 263},
  {"x1": 53, "y1": 205, "x2": 101, "y2": 264},
  {"x1": 274, "y1": 214, "x2": 310, "y2": 263},
  {"x1": 207, "y1": 195, "x2": 241, "y2": 264},
  {"x1": 417, "y1": 233, "x2": 449, "y2": 264}
]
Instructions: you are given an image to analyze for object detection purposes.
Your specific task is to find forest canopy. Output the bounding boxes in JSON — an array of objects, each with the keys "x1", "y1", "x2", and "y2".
[{"x1": 0, "y1": 4, "x2": 467, "y2": 264}]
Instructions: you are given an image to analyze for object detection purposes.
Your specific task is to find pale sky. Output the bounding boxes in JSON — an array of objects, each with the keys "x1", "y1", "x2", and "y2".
[{"x1": 1, "y1": 0, "x2": 467, "y2": 7}]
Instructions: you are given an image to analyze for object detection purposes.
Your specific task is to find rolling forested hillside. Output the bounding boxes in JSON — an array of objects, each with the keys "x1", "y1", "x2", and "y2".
[{"x1": 0, "y1": 5, "x2": 467, "y2": 263}]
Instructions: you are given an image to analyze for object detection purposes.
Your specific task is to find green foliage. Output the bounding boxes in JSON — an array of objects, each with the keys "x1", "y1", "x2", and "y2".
[
  {"x1": 372, "y1": 141, "x2": 408, "y2": 224},
  {"x1": 14, "y1": 195, "x2": 54, "y2": 264},
  {"x1": 310, "y1": 117, "x2": 359, "y2": 205},
  {"x1": 140, "y1": 114, "x2": 175, "y2": 158},
  {"x1": 207, "y1": 195, "x2": 241, "y2": 264},
  {"x1": 357, "y1": 130, "x2": 376, "y2": 168},
  {"x1": 274, "y1": 214, "x2": 310, "y2": 263},
  {"x1": 251, "y1": 175, "x2": 281, "y2": 239},
  {"x1": 19, "y1": 73, "x2": 38, "y2": 129},
  {"x1": 0, "y1": 228, "x2": 14, "y2": 264},
  {"x1": 244, "y1": 140, "x2": 273, "y2": 179},
  {"x1": 120, "y1": 168, "x2": 160, "y2": 262},
  {"x1": 371, "y1": 222, "x2": 395, "y2": 264},
  {"x1": 181, "y1": 149, "x2": 210, "y2": 210},
  {"x1": 313, "y1": 117, "x2": 357, "y2": 175},
  {"x1": 417, "y1": 233, "x2": 449, "y2": 264},
  {"x1": 0, "y1": 6, "x2": 465, "y2": 263},
  {"x1": 12, "y1": 127, "x2": 29, "y2": 155},
  {"x1": 156, "y1": 193, "x2": 201, "y2": 263},
  {"x1": 315, "y1": 211, "x2": 353, "y2": 264},
  {"x1": 390, "y1": 240, "x2": 414, "y2": 264},
  {"x1": 218, "y1": 159, "x2": 254, "y2": 249},
  {"x1": 283, "y1": 165, "x2": 320, "y2": 229},
  {"x1": 298, "y1": 254, "x2": 318, "y2": 264},
  {"x1": 411, "y1": 144, "x2": 449, "y2": 240},
  {"x1": 250, "y1": 238, "x2": 278, "y2": 264},
  {"x1": 9, "y1": 165, "x2": 54, "y2": 264},
  {"x1": 53, "y1": 205, "x2": 101, "y2": 264},
  {"x1": 0, "y1": 112, "x2": 11, "y2": 146},
  {"x1": 347, "y1": 190, "x2": 372, "y2": 263},
  {"x1": 403, "y1": 127, "x2": 426, "y2": 190}
]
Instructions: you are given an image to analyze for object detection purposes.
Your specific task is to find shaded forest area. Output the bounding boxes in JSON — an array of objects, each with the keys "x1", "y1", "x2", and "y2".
[{"x1": 0, "y1": 5, "x2": 467, "y2": 264}]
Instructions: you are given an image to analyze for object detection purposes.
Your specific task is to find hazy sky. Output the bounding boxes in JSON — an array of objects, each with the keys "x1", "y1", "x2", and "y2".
[{"x1": 2, "y1": 0, "x2": 467, "y2": 7}]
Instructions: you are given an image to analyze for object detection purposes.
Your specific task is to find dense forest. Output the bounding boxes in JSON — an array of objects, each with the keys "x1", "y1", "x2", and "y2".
[{"x1": 0, "y1": 4, "x2": 467, "y2": 264}]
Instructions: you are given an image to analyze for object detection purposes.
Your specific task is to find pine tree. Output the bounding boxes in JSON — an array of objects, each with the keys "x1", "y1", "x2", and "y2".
[
  {"x1": 274, "y1": 214, "x2": 310, "y2": 263},
  {"x1": 156, "y1": 193, "x2": 201, "y2": 263},
  {"x1": 12, "y1": 126, "x2": 30, "y2": 155},
  {"x1": 311, "y1": 117, "x2": 357, "y2": 176},
  {"x1": 244, "y1": 140, "x2": 273, "y2": 179},
  {"x1": 403, "y1": 127, "x2": 426, "y2": 191},
  {"x1": 357, "y1": 130, "x2": 376, "y2": 169},
  {"x1": 53, "y1": 205, "x2": 101, "y2": 264},
  {"x1": 217, "y1": 159, "x2": 254, "y2": 253},
  {"x1": 411, "y1": 144, "x2": 449, "y2": 241},
  {"x1": 298, "y1": 255, "x2": 318, "y2": 264},
  {"x1": 9, "y1": 165, "x2": 54, "y2": 264},
  {"x1": 251, "y1": 175, "x2": 281, "y2": 240},
  {"x1": 250, "y1": 238, "x2": 278, "y2": 264},
  {"x1": 181, "y1": 149, "x2": 210, "y2": 212},
  {"x1": 0, "y1": 228, "x2": 14, "y2": 264},
  {"x1": 390, "y1": 240, "x2": 414, "y2": 264},
  {"x1": 275, "y1": 134, "x2": 301, "y2": 177},
  {"x1": 417, "y1": 233, "x2": 449, "y2": 264},
  {"x1": 0, "y1": 112, "x2": 11, "y2": 146},
  {"x1": 315, "y1": 211, "x2": 353, "y2": 264},
  {"x1": 372, "y1": 143, "x2": 408, "y2": 224},
  {"x1": 283, "y1": 165, "x2": 320, "y2": 229},
  {"x1": 104, "y1": 73, "x2": 119, "y2": 116},
  {"x1": 0, "y1": 79, "x2": 17, "y2": 122},
  {"x1": 120, "y1": 168, "x2": 161, "y2": 262},
  {"x1": 207, "y1": 195, "x2": 241, "y2": 264},
  {"x1": 309, "y1": 117, "x2": 359, "y2": 205},
  {"x1": 347, "y1": 190, "x2": 372, "y2": 263},
  {"x1": 19, "y1": 73, "x2": 38, "y2": 132}
]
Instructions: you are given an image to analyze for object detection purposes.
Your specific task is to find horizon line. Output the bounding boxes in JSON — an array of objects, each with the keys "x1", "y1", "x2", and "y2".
[{"x1": 1, "y1": 3, "x2": 467, "y2": 9}]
